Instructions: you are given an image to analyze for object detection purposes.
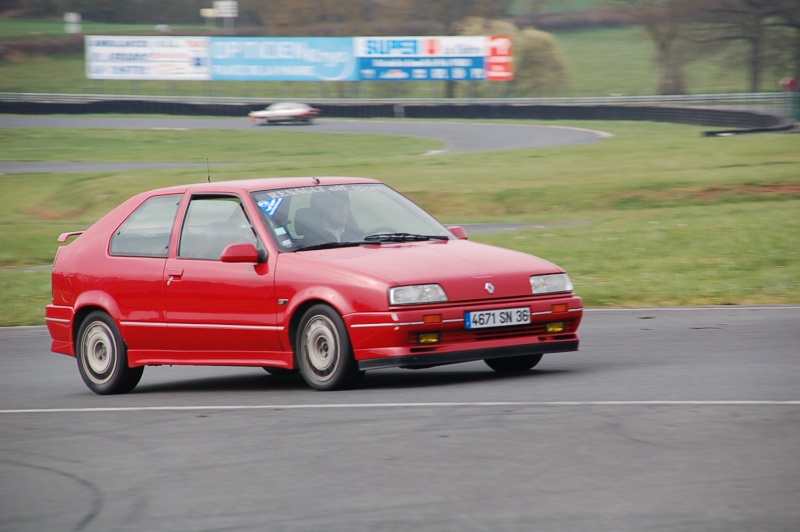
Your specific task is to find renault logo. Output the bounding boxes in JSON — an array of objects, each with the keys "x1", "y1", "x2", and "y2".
[{"x1": 484, "y1": 282, "x2": 495, "y2": 294}]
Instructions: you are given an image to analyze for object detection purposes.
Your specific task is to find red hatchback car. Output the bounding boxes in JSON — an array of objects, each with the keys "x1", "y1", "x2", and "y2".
[{"x1": 46, "y1": 177, "x2": 583, "y2": 393}]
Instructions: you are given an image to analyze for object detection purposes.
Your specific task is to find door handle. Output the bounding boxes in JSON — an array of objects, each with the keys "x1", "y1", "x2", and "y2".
[{"x1": 167, "y1": 268, "x2": 184, "y2": 286}]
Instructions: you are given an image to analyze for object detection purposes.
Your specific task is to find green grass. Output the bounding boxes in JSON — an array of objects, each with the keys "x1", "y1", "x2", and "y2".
[
  {"x1": 0, "y1": 118, "x2": 798, "y2": 325},
  {"x1": 510, "y1": 0, "x2": 606, "y2": 15},
  {"x1": 482, "y1": 203, "x2": 798, "y2": 307}
]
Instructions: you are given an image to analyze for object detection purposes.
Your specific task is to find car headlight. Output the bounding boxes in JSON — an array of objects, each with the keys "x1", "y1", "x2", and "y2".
[
  {"x1": 530, "y1": 273, "x2": 573, "y2": 295},
  {"x1": 389, "y1": 284, "x2": 448, "y2": 305}
]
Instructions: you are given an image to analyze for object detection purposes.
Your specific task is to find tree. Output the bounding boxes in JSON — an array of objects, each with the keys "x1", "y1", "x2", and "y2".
[
  {"x1": 458, "y1": 17, "x2": 570, "y2": 97},
  {"x1": 690, "y1": 0, "x2": 800, "y2": 92},
  {"x1": 614, "y1": 0, "x2": 800, "y2": 93},
  {"x1": 610, "y1": 0, "x2": 697, "y2": 95},
  {"x1": 772, "y1": 0, "x2": 800, "y2": 81}
]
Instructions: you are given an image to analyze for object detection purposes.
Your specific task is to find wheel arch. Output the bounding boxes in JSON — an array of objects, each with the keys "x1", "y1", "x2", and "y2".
[
  {"x1": 72, "y1": 305, "x2": 113, "y2": 345},
  {"x1": 71, "y1": 291, "x2": 124, "y2": 345}
]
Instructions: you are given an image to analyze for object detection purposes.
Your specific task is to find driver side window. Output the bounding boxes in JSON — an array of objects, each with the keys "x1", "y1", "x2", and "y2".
[{"x1": 178, "y1": 196, "x2": 258, "y2": 260}]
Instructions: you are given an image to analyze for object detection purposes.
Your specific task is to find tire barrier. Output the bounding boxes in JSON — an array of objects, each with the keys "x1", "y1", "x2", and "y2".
[{"x1": 0, "y1": 98, "x2": 794, "y2": 134}]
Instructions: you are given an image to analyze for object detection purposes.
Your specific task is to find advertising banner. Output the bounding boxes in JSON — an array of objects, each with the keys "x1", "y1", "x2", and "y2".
[
  {"x1": 209, "y1": 37, "x2": 358, "y2": 81},
  {"x1": 84, "y1": 36, "x2": 511, "y2": 82},
  {"x1": 85, "y1": 36, "x2": 210, "y2": 80},
  {"x1": 485, "y1": 36, "x2": 514, "y2": 81},
  {"x1": 355, "y1": 36, "x2": 512, "y2": 82}
]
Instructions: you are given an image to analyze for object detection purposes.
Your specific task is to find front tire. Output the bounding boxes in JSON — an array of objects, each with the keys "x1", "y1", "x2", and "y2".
[
  {"x1": 76, "y1": 311, "x2": 143, "y2": 395},
  {"x1": 296, "y1": 304, "x2": 363, "y2": 391},
  {"x1": 484, "y1": 354, "x2": 543, "y2": 372}
]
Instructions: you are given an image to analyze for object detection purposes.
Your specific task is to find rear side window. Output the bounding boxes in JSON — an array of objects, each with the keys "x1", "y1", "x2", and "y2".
[{"x1": 110, "y1": 194, "x2": 181, "y2": 257}]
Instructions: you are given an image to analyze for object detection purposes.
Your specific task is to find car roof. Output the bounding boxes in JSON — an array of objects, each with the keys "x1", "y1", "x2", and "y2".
[
  {"x1": 269, "y1": 102, "x2": 309, "y2": 108},
  {"x1": 141, "y1": 176, "x2": 381, "y2": 196}
]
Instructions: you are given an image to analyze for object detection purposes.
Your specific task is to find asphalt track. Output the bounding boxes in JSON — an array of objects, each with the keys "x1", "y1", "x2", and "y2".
[
  {"x1": 0, "y1": 115, "x2": 607, "y2": 174},
  {"x1": 2, "y1": 307, "x2": 799, "y2": 531}
]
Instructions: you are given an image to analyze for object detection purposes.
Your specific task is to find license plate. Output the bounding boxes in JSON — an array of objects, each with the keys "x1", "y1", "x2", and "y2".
[{"x1": 465, "y1": 307, "x2": 531, "y2": 329}]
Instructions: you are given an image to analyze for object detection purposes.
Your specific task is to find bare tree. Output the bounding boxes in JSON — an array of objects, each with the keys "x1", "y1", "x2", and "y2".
[
  {"x1": 610, "y1": 0, "x2": 697, "y2": 95},
  {"x1": 691, "y1": 0, "x2": 800, "y2": 91},
  {"x1": 763, "y1": 0, "x2": 800, "y2": 81}
]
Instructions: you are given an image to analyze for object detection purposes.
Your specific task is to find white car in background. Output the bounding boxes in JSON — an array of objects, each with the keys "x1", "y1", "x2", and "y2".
[{"x1": 248, "y1": 102, "x2": 320, "y2": 125}]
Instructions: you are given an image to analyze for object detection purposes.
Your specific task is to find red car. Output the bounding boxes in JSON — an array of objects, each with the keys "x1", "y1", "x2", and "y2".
[{"x1": 46, "y1": 177, "x2": 583, "y2": 393}]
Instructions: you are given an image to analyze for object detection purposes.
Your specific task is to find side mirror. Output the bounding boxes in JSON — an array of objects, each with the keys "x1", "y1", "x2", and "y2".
[
  {"x1": 220, "y1": 242, "x2": 265, "y2": 263},
  {"x1": 446, "y1": 225, "x2": 469, "y2": 240}
]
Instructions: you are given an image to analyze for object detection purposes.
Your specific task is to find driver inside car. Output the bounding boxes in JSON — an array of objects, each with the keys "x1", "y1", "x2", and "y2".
[{"x1": 296, "y1": 190, "x2": 363, "y2": 245}]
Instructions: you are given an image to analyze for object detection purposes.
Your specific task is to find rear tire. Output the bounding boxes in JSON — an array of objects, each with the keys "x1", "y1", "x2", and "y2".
[
  {"x1": 296, "y1": 304, "x2": 364, "y2": 391},
  {"x1": 76, "y1": 311, "x2": 143, "y2": 395},
  {"x1": 484, "y1": 354, "x2": 543, "y2": 372}
]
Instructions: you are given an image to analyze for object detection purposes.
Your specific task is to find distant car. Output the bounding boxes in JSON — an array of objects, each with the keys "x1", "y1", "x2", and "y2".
[
  {"x1": 248, "y1": 102, "x2": 320, "y2": 125},
  {"x1": 45, "y1": 177, "x2": 583, "y2": 394}
]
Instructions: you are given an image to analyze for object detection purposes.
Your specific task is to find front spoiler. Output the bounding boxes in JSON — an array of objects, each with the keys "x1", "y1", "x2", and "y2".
[{"x1": 358, "y1": 340, "x2": 579, "y2": 371}]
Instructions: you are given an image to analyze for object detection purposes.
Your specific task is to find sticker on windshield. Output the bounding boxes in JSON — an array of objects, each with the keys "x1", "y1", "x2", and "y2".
[
  {"x1": 275, "y1": 226, "x2": 287, "y2": 235},
  {"x1": 257, "y1": 197, "x2": 283, "y2": 217}
]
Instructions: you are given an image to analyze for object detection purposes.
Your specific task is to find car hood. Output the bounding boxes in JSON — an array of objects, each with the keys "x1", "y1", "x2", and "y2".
[{"x1": 283, "y1": 239, "x2": 564, "y2": 302}]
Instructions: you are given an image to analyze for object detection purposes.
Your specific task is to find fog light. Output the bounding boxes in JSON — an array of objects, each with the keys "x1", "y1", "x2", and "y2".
[
  {"x1": 423, "y1": 314, "x2": 443, "y2": 324},
  {"x1": 546, "y1": 322, "x2": 565, "y2": 333},
  {"x1": 418, "y1": 332, "x2": 440, "y2": 344}
]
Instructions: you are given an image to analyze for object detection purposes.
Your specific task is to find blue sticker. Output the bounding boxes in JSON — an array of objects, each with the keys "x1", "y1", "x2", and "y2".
[
  {"x1": 275, "y1": 226, "x2": 287, "y2": 235},
  {"x1": 257, "y1": 197, "x2": 284, "y2": 217}
]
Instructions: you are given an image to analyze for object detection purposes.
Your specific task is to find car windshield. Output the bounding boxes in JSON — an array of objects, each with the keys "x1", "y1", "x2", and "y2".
[{"x1": 252, "y1": 183, "x2": 454, "y2": 252}]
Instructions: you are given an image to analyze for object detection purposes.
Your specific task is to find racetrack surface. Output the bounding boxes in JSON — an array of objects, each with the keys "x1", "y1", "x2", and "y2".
[
  {"x1": 0, "y1": 115, "x2": 607, "y2": 174},
  {"x1": 2, "y1": 307, "x2": 799, "y2": 531}
]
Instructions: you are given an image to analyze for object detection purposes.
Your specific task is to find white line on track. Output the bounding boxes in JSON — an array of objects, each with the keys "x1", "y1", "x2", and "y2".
[{"x1": 2, "y1": 400, "x2": 799, "y2": 415}]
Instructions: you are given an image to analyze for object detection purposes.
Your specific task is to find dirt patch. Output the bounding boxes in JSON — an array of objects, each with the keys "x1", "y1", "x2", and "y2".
[
  {"x1": 695, "y1": 183, "x2": 800, "y2": 200},
  {"x1": 615, "y1": 182, "x2": 800, "y2": 205},
  {"x1": 23, "y1": 205, "x2": 87, "y2": 221}
]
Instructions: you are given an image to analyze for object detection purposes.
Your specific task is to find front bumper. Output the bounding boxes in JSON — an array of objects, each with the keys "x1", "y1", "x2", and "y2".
[
  {"x1": 358, "y1": 339, "x2": 579, "y2": 370},
  {"x1": 347, "y1": 295, "x2": 582, "y2": 370}
]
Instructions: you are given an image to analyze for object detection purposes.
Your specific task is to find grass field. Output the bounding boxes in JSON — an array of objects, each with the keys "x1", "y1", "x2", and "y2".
[
  {"x1": 0, "y1": 119, "x2": 798, "y2": 325},
  {"x1": 0, "y1": 19, "x2": 208, "y2": 41},
  {"x1": 511, "y1": 0, "x2": 604, "y2": 14}
]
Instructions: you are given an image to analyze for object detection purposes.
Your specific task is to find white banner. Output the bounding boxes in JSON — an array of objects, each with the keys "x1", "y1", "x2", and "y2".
[{"x1": 85, "y1": 36, "x2": 210, "y2": 80}]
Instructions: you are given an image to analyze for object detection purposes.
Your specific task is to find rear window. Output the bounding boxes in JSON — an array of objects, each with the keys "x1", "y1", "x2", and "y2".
[{"x1": 110, "y1": 194, "x2": 181, "y2": 257}]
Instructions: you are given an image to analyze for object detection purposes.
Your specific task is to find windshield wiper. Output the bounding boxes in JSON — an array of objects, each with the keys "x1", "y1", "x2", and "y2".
[
  {"x1": 364, "y1": 232, "x2": 449, "y2": 243},
  {"x1": 294, "y1": 240, "x2": 372, "y2": 252},
  {"x1": 295, "y1": 233, "x2": 449, "y2": 251}
]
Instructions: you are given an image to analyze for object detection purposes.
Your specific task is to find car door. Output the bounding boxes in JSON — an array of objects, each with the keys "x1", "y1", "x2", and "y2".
[{"x1": 164, "y1": 194, "x2": 282, "y2": 361}]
